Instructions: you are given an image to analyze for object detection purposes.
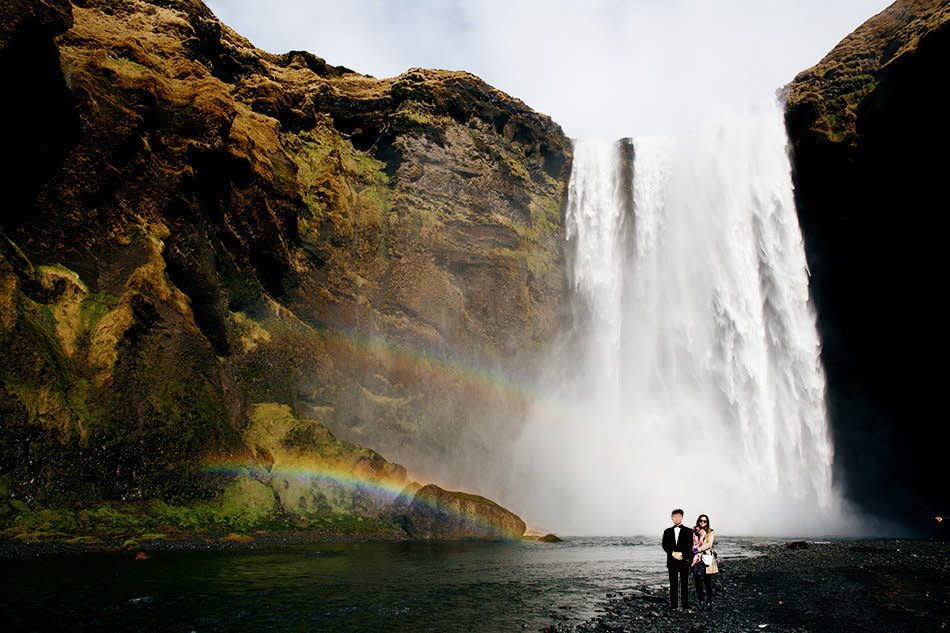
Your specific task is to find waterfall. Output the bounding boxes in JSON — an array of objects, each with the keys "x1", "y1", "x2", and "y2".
[{"x1": 513, "y1": 100, "x2": 841, "y2": 535}]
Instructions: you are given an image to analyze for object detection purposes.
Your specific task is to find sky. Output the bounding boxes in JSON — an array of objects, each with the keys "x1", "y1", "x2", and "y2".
[{"x1": 203, "y1": 0, "x2": 892, "y2": 140}]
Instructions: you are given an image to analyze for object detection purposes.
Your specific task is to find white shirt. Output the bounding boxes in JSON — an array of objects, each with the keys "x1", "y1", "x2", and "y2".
[{"x1": 673, "y1": 525, "x2": 681, "y2": 541}]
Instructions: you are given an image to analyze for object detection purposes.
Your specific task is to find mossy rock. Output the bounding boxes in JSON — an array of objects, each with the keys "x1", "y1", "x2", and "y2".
[
  {"x1": 65, "y1": 535, "x2": 102, "y2": 544},
  {"x1": 219, "y1": 533, "x2": 254, "y2": 543}
]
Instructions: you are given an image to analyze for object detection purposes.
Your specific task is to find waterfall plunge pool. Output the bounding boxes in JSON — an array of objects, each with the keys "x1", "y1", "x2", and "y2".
[{"x1": 1, "y1": 536, "x2": 769, "y2": 632}]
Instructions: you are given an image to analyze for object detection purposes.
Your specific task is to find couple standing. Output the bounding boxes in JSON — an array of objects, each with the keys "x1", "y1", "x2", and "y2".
[{"x1": 662, "y1": 508, "x2": 717, "y2": 610}]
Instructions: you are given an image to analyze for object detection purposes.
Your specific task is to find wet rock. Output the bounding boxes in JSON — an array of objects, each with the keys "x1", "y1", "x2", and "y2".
[
  {"x1": 399, "y1": 483, "x2": 526, "y2": 541},
  {"x1": 559, "y1": 540, "x2": 950, "y2": 633},
  {"x1": 784, "y1": 0, "x2": 950, "y2": 530}
]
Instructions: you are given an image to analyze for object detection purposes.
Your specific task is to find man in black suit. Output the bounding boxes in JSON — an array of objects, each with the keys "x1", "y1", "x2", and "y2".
[{"x1": 661, "y1": 508, "x2": 692, "y2": 609}]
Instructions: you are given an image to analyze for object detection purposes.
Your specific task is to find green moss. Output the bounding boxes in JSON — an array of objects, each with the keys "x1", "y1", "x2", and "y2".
[
  {"x1": 65, "y1": 535, "x2": 102, "y2": 544},
  {"x1": 305, "y1": 513, "x2": 405, "y2": 537},
  {"x1": 79, "y1": 291, "x2": 120, "y2": 329},
  {"x1": 106, "y1": 54, "x2": 149, "y2": 74},
  {"x1": 501, "y1": 154, "x2": 530, "y2": 185},
  {"x1": 219, "y1": 477, "x2": 275, "y2": 520},
  {"x1": 392, "y1": 108, "x2": 433, "y2": 133},
  {"x1": 469, "y1": 127, "x2": 534, "y2": 186},
  {"x1": 0, "y1": 482, "x2": 411, "y2": 541},
  {"x1": 473, "y1": 191, "x2": 562, "y2": 282},
  {"x1": 283, "y1": 125, "x2": 392, "y2": 264},
  {"x1": 802, "y1": 69, "x2": 882, "y2": 143},
  {"x1": 81, "y1": 504, "x2": 143, "y2": 534},
  {"x1": 0, "y1": 276, "x2": 94, "y2": 441},
  {"x1": 219, "y1": 532, "x2": 254, "y2": 543},
  {"x1": 35, "y1": 263, "x2": 85, "y2": 287}
]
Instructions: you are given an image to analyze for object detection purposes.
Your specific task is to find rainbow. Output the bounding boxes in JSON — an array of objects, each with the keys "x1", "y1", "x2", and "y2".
[
  {"x1": 203, "y1": 459, "x2": 410, "y2": 502},
  {"x1": 203, "y1": 324, "x2": 578, "y2": 536},
  {"x1": 308, "y1": 324, "x2": 584, "y2": 430},
  {"x1": 310, "y1": 324, "x2": 532, "y2": 407},
  {"x1": 202, "y1": 459, "x2": 525, "y2": 538}
]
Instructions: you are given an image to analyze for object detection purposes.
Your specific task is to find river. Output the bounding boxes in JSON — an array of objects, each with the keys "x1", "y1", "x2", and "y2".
[{"x1": 1, "y1": 536, "x2": 770, "y2": 632}]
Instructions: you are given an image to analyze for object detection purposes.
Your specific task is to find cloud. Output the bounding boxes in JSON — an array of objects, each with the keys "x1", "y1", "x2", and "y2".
[{"x1": 205, "y1": 0, "x2": 892, "y2": 139}]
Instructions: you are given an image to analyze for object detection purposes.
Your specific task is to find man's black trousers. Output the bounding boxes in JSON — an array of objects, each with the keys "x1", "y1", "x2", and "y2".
[{"x1": 668, "y1": 565, "x2": 689, "y2": 608}]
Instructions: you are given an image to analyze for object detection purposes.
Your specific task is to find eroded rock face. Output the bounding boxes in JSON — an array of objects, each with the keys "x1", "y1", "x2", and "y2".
[
  {"x1": 217, "y1": 403, "x2": 409, "y2": 520},
  {"x1": 399, "y1": 483, "x2": 526, "y2": 541},
  {"x1": 0, "y1": 0, "x2": 571, "y2": 511},
  {"x1": 785, "y1": 0, "x2": 950, "y2": 526}
]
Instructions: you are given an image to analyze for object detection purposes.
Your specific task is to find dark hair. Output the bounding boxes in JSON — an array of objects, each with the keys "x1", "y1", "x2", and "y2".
[
  {"x1": 695, "y1": 514, "x2": 711, "y2": 531},
  {"x1": 672, "y1": 508, "x2": 684, "y2": 516}
]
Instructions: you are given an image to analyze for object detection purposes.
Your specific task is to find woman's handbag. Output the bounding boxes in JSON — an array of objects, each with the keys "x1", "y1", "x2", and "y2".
[{"x1": 705, "y1": 550, "x2": 719, "y2": 574}]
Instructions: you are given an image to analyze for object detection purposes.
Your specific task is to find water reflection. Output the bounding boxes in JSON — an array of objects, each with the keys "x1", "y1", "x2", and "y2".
[{"x1": 1, "y1": 537, "x2": 762, "y2": 632}]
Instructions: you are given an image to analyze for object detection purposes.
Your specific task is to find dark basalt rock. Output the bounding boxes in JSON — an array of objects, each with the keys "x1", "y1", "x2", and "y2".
[
  {"x1": 568, "y1": 541, "x2": 950, "y2": 633},
  {"x1": 785, "y1": 0, "x2": 950, "y2": 531},
  {"x1": 0, "y1": 0, "x2": 80, "y2": 228}
]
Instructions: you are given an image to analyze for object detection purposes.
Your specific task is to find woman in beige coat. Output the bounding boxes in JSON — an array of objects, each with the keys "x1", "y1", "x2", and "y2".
[{"x1": 690, "y1": 514, "x2": 717, "y2": 610}]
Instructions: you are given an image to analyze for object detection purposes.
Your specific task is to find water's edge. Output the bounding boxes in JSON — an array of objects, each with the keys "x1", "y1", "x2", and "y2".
[{"x1": 1, "y1": 536, "x2": 769, "y2": 633}]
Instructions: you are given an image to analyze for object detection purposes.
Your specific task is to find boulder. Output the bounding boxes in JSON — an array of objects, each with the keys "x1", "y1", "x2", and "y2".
[{"x1": 400, "y1": 484, "x2": 526, "y2": 541}]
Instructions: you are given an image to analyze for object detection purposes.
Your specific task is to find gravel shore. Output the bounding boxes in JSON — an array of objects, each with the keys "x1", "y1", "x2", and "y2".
[
  {"x1": 557, "y1": 540, "x2": 949, "y2": 633},
  {"x1": 4, "y1": 535, "x2": 947, "y2": 632}
]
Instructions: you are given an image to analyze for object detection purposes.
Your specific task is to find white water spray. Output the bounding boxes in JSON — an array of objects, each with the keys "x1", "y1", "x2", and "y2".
[{"x1": 512, "y1": 100, "x2": 841, "y2": 536}]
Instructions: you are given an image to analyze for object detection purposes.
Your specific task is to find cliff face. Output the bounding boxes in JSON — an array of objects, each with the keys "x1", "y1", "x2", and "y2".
[
  {"x1": 0, "y1": 0, "x2": 571, "y2": 524},
  {"x1": 785, "y1": 0, "x2": 950, "y2": 525}
]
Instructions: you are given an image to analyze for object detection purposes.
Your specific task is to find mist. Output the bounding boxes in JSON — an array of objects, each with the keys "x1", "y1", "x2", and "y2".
[{"x1": 501, "y1": 100, "x2": 859, "y2": 537}]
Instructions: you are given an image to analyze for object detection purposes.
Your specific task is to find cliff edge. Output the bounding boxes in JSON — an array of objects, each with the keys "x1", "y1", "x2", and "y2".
[
  {"x1": 0, "y1": 0, "x2": 569, "y2": 538},
  {"x1": 785, "y1": 0, "x2": 950, "y2": 525}
]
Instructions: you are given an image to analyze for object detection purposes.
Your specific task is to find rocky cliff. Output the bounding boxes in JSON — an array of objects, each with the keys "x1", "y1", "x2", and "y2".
[
  {"x1": 0, "y1": 0, "x2": 571, "y2": 538},
  {"x1": 785, "y1": 0, "x2": 950, "y2": 526}
]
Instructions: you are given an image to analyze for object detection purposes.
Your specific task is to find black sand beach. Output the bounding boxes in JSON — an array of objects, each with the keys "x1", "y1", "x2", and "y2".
[
  {"x1": 2, "y1": 536, "x2": 947, "y2": 632},
  {"x1": 562, "y1": 539, "x2": 949, "y2": 633}
]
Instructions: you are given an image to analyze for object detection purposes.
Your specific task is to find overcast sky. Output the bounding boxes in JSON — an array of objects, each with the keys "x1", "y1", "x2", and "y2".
[{"x1": 203, "y1": 0, "x2": 892, "y2": 140}]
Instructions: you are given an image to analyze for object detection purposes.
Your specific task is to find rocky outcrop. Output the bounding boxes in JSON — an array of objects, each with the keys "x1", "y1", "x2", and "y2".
[
  {"x1": 398, "y1": 483, "x2": 526, "y2": 541},
  {"x1": 785, "y1": 0, "x2": 950, "y2": 526},
  {"x1": 0, "y1": 0, "x2": 570, "y2": 526},
  {"x1": 229, "y1": 403, "x2": 409, "y2": 518}
]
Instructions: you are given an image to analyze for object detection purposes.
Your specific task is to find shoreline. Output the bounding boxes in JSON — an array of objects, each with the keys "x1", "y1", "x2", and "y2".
[
  {"x1": 4, "y1": 535, "x2": 948, "y2": 632},
  {"x1": 0, "y1": 528, "x2": 562, "y2": 558},
  {"x1": 0, "y1": 529, "x2": 412, "y2": 559},
  {"x1": 561, "y1": 539, "x2": 949, "y2": 633}
]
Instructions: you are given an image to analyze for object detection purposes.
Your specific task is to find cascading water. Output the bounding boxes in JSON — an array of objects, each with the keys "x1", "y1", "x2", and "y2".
[{"x1": 512, "y1": 99, "x2": 842, "y2": 535}]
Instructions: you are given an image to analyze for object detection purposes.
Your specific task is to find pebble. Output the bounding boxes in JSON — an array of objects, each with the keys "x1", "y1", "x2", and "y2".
[{"x1": 546, "y1": 540, "x2": 950, "y2": 633}]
